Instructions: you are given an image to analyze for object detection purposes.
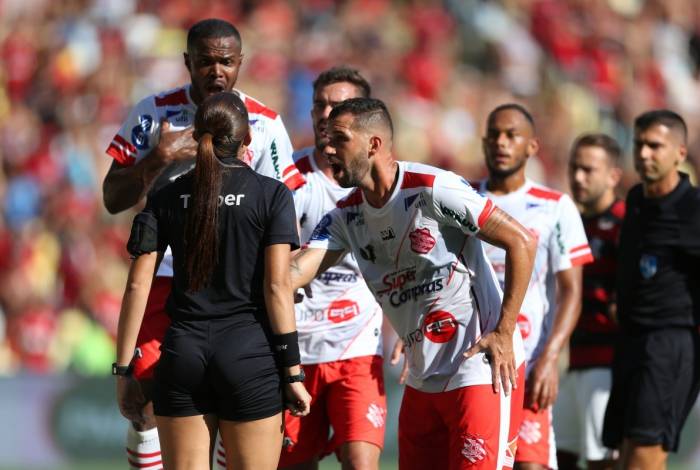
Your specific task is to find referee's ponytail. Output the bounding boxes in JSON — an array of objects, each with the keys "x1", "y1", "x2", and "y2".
[{"x1": 185, "y1": 92, "x2": 249, "y2": 291}]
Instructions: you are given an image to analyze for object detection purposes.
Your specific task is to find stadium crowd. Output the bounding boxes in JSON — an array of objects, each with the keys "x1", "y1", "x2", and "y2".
[{"x1": 0, "y1": 0, "x2": 699, "y2": 380}]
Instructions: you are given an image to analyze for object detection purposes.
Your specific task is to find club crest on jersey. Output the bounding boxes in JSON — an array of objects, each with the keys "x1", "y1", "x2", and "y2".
[
  {"x1": 639, "y1": 254, "x2": 657, "y2": 279},
  {"x1": 327, "y1": 299, "x2": 359, "y2": 324},
  {"x1": 423, "y1": 310, "x2": 458, "y2": 343},
  {"x1": 310, "y1": 214, "x2": 332, "y2": 241},
  {"x1": 409, "y1": 228, "x2": 436, "y2": 254},
  {"x1": 380, "y1": 227, "x2": 395, "y2": 241},
  {"x1": 131, "y1": 114, "x2": 154, "y2": 149}
]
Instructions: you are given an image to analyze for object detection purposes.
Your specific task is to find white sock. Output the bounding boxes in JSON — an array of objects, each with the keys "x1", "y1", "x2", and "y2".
[
  {"x1": 211, "y1": 431, "x2": 227, "y2": 470},
  {"x1": 126, "y1": 424, "x2": 162, "y2": 470}
]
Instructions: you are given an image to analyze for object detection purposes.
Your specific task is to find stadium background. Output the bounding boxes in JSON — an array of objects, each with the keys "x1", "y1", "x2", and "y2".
[{"x1": 0, "y1": 0, "x2": 699, "y2": 468}]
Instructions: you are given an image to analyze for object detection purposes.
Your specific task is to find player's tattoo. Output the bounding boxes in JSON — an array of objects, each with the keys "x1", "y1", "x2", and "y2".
[{"x1": 479, "y1": 207, "x2": 515, "y2": 238}]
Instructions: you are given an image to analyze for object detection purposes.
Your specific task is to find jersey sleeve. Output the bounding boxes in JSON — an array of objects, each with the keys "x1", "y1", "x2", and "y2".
[
  {"x1": 430, "y1": 171, "x2": 496, "y2": 235},
  {"x1": 549, "y1": 194, "x2": 593, "y2": 272},
  {"x1": 264, "y1": 183, "x2": 300, "y2": 249},
  {"x1": 126, "y1": 194, "x2": 168, "y2": 256},
  {"x1": 253, "y1": 115, "x2": 305, "y2": 191},
  {"x1": 105, "y1": 96, "x2": 160, "y2": 166},
  {"x1": 305, "y1": 208, "x2": 349, "y2": 252}
]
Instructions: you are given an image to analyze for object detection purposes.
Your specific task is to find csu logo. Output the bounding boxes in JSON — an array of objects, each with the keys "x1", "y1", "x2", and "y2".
[
  {"x1": 639, "y1": 254, "x2": 657, "y2": 279},
  {"x1": 131, "y1": 114, "x2": 153, "y2": 150}
]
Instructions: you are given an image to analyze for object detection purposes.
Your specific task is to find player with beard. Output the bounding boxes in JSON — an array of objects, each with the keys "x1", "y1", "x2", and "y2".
[
  {"x1": 477, "y1": 104, "x2": 593, "y2": 470},
  {"x1": 290, "y1": 97, "x2": 537, "y2": 470},
  {"x1": 554, "y1": 133, "x2": 624, "y2": 470},
  {"x1": 104, "y1": 19, "x2": 304, "y2": 470}
]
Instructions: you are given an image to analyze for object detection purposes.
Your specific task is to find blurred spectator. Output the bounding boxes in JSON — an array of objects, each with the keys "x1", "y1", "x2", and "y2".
[{"x1": 0, "y1": 0, "x2": 699, "y2": 375}]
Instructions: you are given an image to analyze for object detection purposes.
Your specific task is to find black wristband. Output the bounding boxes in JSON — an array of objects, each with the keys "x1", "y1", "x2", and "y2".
[{"x1": 272, "y1": 331, "x2": 301, "y2": 367}]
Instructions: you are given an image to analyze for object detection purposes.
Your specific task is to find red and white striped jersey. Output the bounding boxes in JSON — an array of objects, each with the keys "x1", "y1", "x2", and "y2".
[
  {"x1": 105, "y1": 85, "x2": 304, "y2": 277},
  {"x1": 293, "y1": 147, "x2": 382, "y2": 364},
  {"x1": 307, "y1": 161, "x2": 524, "y2": 393},
  {"x1": 479, "y1": 180, "x2": 593, "y2": 373}
]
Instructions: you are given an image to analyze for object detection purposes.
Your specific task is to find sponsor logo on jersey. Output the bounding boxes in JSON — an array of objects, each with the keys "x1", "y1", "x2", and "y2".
[
  {"x1": 327, "y1": 299, "x2": 359, "y2": 323},
  {"x1": 409, "y1": 227, "x2": 436, "y2": 254},
  {"x1": 377, "y1": 267, "x2": 417, "y2": 296},
  {"x1": 359, "y1": 244, "x2": 376, "y2": 263},
  {"x1": 440, "y1": 204, "x2": 478, "y2": 233},
  {"x1": 131, "y1": 114, "x2": 154, "y2": 149},
  {"x1": 404, "y1": 194, "x2": 419, "y2": 211},
  {"x1": 270, "y1": 140, "x2": 281, "y2": 179},
  {"x1": 403, "y1": 327, "x2": 424, "y2": 348},
  {"x1": 316, "y1": 271, "x2": 358, "y2": 285},
  {"x1": 366, "y1": 403, "x2": 386, "y2": 429},
  {"x1": 310, "y1": 214, "x2": 332, "y2": 241},
  {"x1": 526, "y1": 202, "x2": 541, "y2": 209},
  {"x1": 554, "y1": 222, "x2": 565, "y2": 255},
  {"x1": 388, "y1": 278, "x2": 443, "y2": 307},
  {"x1": 380, "y1": 227, "x2": 395, "y2": 241},
  {"x1": 423, "y1": 310, "x2": 458, "y2": 343},
  {"x1": 346, "y1": 211, "x2": 365, "y2": 226},
  {"x1": 180, "y1": 193, "x2": 245, "y2": 208},
  {"x1": 639, "y1": 254, "x2": 657, "y2": 279},
  {"x1": 517, "y1": 313, "x2": 530, "y2": 339},
  {"x1": 461, "y1": 434, "x2": 487, "y2": 464}
]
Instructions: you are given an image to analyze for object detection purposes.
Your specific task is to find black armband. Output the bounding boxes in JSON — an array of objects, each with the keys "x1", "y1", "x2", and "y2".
[
  {"x1": 127, "y1": 212, "x2": 159, "y2": 257},
  {"x1": 272, "y1": 331, "x2": 301, "y2": 367}
]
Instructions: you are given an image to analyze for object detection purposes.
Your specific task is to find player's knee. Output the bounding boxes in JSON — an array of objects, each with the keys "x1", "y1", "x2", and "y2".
[{"x1": 341, "y1": 442, "x2": 380, "y2": 470}]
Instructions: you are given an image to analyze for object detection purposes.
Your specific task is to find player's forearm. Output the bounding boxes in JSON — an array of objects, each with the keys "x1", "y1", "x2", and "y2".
[
  {"x1": 541, "y1": 269, "x2": 582, "y2": 360},
  {"x1": 498, "y1": 232, "x2": 537, "y2": 334},
  {"x1": 116, "y1": 253, "x2": 157, "y2": 365},
  {"x1": 290, "y1": 248, "x2": 342, "y2": 291},
  {"x1": 103, "y1": 154, "x2": 169, "y2": 214}
]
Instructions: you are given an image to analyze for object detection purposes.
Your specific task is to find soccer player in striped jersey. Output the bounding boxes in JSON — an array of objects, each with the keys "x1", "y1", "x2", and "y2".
[
  {"x1": 478, "y1": 104, "x2": 593, "y2": 470},
  {"x1": 554, "y1": 133, "x2": 624, "y2": 470},
  {"x1": 103, "y1": 19, "x2": 304, "y2": 470},
  {"x1": 291, "y1": 97, "x2": 537, "y2": 470}
]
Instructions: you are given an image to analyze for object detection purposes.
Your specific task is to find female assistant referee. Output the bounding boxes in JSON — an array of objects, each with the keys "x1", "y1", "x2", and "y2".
[{"x1": 114, "y1": 91, "x2": 310, "y2": 470}]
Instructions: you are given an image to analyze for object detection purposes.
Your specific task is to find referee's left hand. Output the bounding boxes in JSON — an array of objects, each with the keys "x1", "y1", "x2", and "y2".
[{"x1": 284, "y1": 382, "x2": 312, "y2": 417}]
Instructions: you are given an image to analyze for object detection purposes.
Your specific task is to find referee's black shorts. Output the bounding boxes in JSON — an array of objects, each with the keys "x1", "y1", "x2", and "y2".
[
  {"x1": 603, "y1": 327, "x2": 700, "y2": 452},
  {"x1": 153, "y1": 315, "x2": 283, "y2": 421}
]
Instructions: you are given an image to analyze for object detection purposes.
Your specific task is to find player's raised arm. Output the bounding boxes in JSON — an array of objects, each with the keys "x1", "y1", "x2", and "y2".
[{"x1": 466, "y1": 206, "x2": 536, "y2": 394}]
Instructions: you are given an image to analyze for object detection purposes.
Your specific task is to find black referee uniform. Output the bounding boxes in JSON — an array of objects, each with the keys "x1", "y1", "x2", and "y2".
[
  {"x1": 603, "y1": 174, "x2": 700, "y2": 451},
  {"x1": 129, "y1": 161, "x2": 299, "y2": 421}
]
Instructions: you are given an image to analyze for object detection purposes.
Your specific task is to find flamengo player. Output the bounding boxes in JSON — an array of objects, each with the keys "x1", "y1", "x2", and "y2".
[
  {"x1": 103, "y1": 19, "x2": 304, "y2": 470},
  {"x1": 283, "y1": 67, "x2": 385, "y2": 469},
  {"x1": 554, "y1": 133, "x2": 624, "y2": 470},
  {"x1": 290, "y1": 97, "x2": 537, "y2": 470},
  {"x1": 478, "y1": 104, "x2": 592, "y2": 470}
]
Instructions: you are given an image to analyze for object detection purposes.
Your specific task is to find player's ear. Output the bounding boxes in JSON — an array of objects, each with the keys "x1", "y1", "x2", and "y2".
[
  {"x1": 527, "y1": 137, "x2": 540, "y2": 159},
  {"x1": 243, "y1": 129, "x2": 252, "y2": 146},
  {"x1": 184, "y1": 52, "x2": 191, "y2": 73},
  {"x1": 368, "y1": 135, "x2": 381, "y2": 158}
]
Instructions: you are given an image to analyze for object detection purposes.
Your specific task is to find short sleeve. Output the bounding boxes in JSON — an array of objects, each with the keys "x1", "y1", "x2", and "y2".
[
  {"x1": 126, "y1": 195, "x2": 168, "y2": 256},
  {"x1": 549, "y1": 194, "x2": 593, "y2": 272},
  {"x1": 264, "y1": 183, "x2": 300, "y2": 249},
  {"x1": 431, "y1": 171, "x2": 495, "y2": 235},
  {"x1": 306, "y1": 208, "x2": 348, "y2": 252},
  {"x1": 253, "y1": 115, "x2": 305, "y2": 191},
  {"x1": 105, "y1": 96, "x2": 160, "y2": 166}
]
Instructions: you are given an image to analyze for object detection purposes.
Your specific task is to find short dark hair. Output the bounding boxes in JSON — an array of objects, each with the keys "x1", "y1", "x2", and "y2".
[
  {"x1": 187, "y1": 19, "x2": 241, "y2": 52},
  {"x1": 634, "y1": 109, "x2": 687, "y2": 143},
  {"x1": 329, "y1": 98, "x2": 393, "y2": 137},
  {"x1": 312, "y1": 66, "x2": 371, "y2": 98},
  {"x1": 571, "y1": 133, "x2": 622, "y2": 168},
  {"x1": 488, "y1": 103, "x2": 536, "y2": 131}
]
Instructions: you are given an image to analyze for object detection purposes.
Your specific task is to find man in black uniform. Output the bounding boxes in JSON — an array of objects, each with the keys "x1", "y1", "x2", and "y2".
[{"x1": 603, "y1": 110, "x2": 700, "y2": 469}]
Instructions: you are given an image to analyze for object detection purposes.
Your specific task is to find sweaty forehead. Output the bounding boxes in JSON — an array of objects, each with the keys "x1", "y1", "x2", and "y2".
[{"x1": 190, "y1": 36, "x2": 241, "y2": 56}]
